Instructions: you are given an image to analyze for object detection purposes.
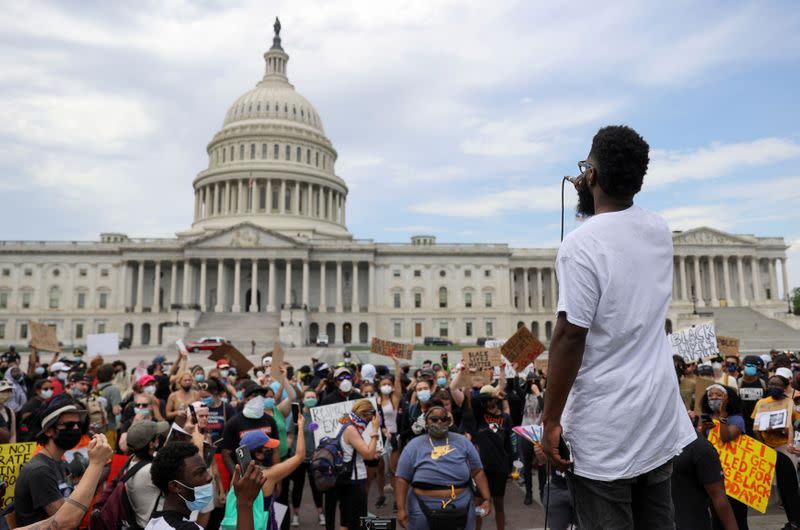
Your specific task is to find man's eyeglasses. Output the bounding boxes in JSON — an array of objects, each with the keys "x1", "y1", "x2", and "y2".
[
  {"x1": 57, "y1": 421, "x2": 82, "y2": 431},
  {"x1": 427, "y1": 416, "x2": 448, "y2": 424},
  {"x1": 578, "y1": 160, "x2": 594, "y2": 176}
]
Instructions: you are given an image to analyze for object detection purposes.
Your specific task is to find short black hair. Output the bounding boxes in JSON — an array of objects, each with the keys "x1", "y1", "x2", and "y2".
[
  {"x1": 96, "y1": 364, "x2": 115, "y2": 383},
  {"x1": 151, "y1": 441, "x2": 198, "y2": 494},
  {"x1": 589, "y1": 125, "x2": 650, "y2": 199}
]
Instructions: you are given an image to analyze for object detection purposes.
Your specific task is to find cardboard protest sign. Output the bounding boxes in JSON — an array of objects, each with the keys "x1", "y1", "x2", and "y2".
[
  {"x1": 271, "y1": 342, "x2": 285, "y2": 369},
  {"x1": 717, "y1": 336, "x2": 740, "y2": 358},
  {"x1": 462, "y1": 348, "x2": 502, "y2": 371},
  {"x1": 0, "y1": 442, "x2": 36, "y2": 509},
  {"x1": 500, "y1": 325, "x2": 545, "y2": 372},
  {"x1": 370, "y1": 338, "x2": 413, "y2": 360},
  {"x1": 754, "y1": 398, "x2": 793, "y2": 432},
  {"x1": 693, "y1": 377, "x2": 715, "y2": 415},
  {"x1": 308, "y1": 397, "x2": 383, "y2": 453},
  {"x1": 708, "y1": 424, "x2": 776, "y2": 513},
  {"x1": 668, "y1": 322, "x2": 719, "y2": 363},
  {"x1": 87, "y1": 333, "x2": 119, "y2": 356},
  {"x1": 209, "y1": 343, "x2": 254, "y2": 375},
  {"x1": 29, "y1": 322, "x2": 59, "y2": 352}
]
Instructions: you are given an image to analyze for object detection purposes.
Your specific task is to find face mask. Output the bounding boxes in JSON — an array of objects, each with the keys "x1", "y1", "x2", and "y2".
[
  {"x1": 181, "y1": 384, "x2": 192, "y2": 392},
  {"x1": 727, "y1": 365, "x2": 737, "y2": 374},
  {"x1": 34, "y1": 367, "x2": 45, "y2": 376},
  {"x1": 418, "y1": 390, "x2": 431, "y2": 403},
  {"x1": 201, "y1": 397, "x2": 214, "y2": 407},
  {"x1": 56, "y1": 372, "x2": 68, "y2": 381},
  {"x1": 70, "y1": 388, "x2": 85, "y2": 398},
  {"x1": 708, "y1": 399, "x2": 722, "y2": 412},
  {"x1": 256, "y1": 371, "x2": 265, "y2": 378},
  {"x1": 144, "y1": 385, "x2": 157, "y2": 395},
  {"x1": 428, "y1": 422, "x2": 449, "y2": 438},
  {"x1": 13, "y1": 374, "x2": 23, "y2": 382},
  {"x1": 194, "y1": 374, "x2": 205, "y2": 382},
  {"x1": 744, "y1": 366, "x2": 757, "y2": 377},
  {"x1": 0, "y1": 393, "x2": 10, "y2": 405},
  {"x1": 264, "y1": 397, "x2": 276, "y2": 409},
  {"x1": 437, "y1": 377, "x2": 447, "y2": 387},
  {"x1": 304, "y1": 397, "x2": 317, "y2": 408},
  {"x1": 54, "y1": 428, "x2": 82, "y2": 450},
  {"x1": 379, "y1": 385, "x2": 392, "y2": 395},
  {"x1": 767, "y1": 387, "x2": 785, "y2": 400},
  {"x1": 221, "y1": 397, "x2": 228, "y2": 403},
  {"x1": 243, "y1": 396, "x2": 265, "y2": 419},
  {"x1": 236, "y1": 390, "x2": 244, "y2": 400},
  {"x1": 220, "y1": 369, "x2": 229, "y2": 378},
  {"x1": 134, "y1": 406, "x2": 150, "y2": 416},
  {"x1": 40, "y1": 389, "x2": 54, "y2": 399},
  {"x1": 176, "y1": 480, "x2": 213, "y2": 512},
  {"x1": 339, "y1": 379, "x2": 353, "y2": 393}
]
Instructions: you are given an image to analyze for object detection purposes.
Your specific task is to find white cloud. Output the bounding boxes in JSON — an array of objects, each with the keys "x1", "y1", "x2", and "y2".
[
  {"x1": 411, "y1": 184, "x2": 561, "y2": 217},
  {"x1": 660, "y1": 205, "x2": 733, "y2": 232}
]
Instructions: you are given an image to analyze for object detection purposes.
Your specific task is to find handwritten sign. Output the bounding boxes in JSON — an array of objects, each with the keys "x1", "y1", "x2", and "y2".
[
  {"x1": 669, "y1": 323, "x2": 719, "y2": 363},
  {"x1": 462, "y1": 348, "x2": 502, "y2": 371},
  {"x1": 209, "y1": 343, "x2": 254, "y2": 374},
  {"x1": 501, "y1": 326, "x2": 545, "y2": 371},
  {"x1": 370, "y1": 338, "x2": 413, "y2": 360},
  {"x1": 271, "y1": 343, "x2": 285, "y2": 369},
  {"x1": 308, "y1": 397, "x2": 383, "y2": 453},
  {"x1": 29, "y1": 322, "x2": 59, "y2": 352},
  {"x1": 708, "y1": 424, "x2": 776, "y2": 513},
  {"x1": 0, "y1": 442, "x2": 36, "y2": 509},
  {"x1": 717, "y1": 336, "x2": 740, "y2": 358}
]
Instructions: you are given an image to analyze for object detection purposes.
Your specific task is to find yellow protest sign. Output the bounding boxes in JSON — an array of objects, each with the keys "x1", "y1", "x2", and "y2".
[
  {"x1": 0, "y1": 442, "x2": 37, "y2": 509},
  {"x1": 707, "y1": 424, "x2": 776, "y2": 513}
]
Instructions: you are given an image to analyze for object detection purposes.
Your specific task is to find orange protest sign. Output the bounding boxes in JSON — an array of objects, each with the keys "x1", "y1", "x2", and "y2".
[
  {"x1": 29, "y1": 321, "x2": 60, "y2": 352},
  {"x1": 462, "y1": 348, "x2": 502, "y2": 371},
  {"x1": 500, "y1": 326, "x2": 545, "y2": 371},
  {"x1": 370, "y1": 338, "x2": 413, "y2": 359},
  {"x1": 707, "y1": 424, "x2": 776, "y2": 513},
  {"x1": 208, "y1": 343, "x2": 254, "y2": 374}
]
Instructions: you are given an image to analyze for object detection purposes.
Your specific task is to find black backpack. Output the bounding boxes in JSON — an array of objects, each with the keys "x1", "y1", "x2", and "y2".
[{"x1": 90, "y1": 458, "x2": 160, "y2": 530}]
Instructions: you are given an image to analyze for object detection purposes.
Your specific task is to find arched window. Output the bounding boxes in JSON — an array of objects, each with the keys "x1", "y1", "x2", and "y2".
[
  {"x1": 545, "y1": 321, "x2": 553, "y2": 340},
  {"x1": 222, "y1": 147, "x2": 226, "y2": 163},
  {"x1": 285, "y1": 145, "x2": 290, "y2": 160},
  {"x1": 439, "y1": 287, "x2": 448, "y2": 308},
  {"x1": 293, "y1": 106, "x2": 297, "y2": 117},
  {"x1": 49, "y1": 286, "x2": 60, "y2": 309},
  {"x1": 229, "y1": 146, "x2": 234, "y2": 161},
  {"x1": 296, "y1": 146, "x2": 301, "y2": 161},
  {"x1": 274, "y1": 144, "x2": 279, "y2": 159},
  {"x1": 250, "y1": 144, "x2": 255, "y2": 159},
  {"x1": 306, "y1": 149, "x2": 311, "y2": 164},
  {"x1": 464, "y1": 291, "x2": 472, "y2": 308},
  {"x1": 315, "y1": 152, "x2": 319, "y2": 167},
  {"x1": 262, "y1": 144, "x2": 267, "y2": 158},
  {"x1": 240, "y1": 144, "x2": 245, "y2": 160}
]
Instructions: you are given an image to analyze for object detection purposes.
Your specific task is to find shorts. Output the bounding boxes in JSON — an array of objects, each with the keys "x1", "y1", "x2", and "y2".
[{"x1": 485, "y1": 471, "x2": 508, "y2": 498}]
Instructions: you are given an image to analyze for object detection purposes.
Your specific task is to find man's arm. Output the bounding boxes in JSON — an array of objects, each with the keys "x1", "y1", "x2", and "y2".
[
  {"x1": 705, "y1": 481, "x2": 738, "y2": 530},
  {"x1": 541, "y1": 313, "x2": 588, "y2": 470}
]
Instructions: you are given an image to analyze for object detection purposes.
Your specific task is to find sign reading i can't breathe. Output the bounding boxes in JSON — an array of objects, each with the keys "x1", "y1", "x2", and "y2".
[{"x1": 668, "y1": 322, "x2": 719, "y2": 363}]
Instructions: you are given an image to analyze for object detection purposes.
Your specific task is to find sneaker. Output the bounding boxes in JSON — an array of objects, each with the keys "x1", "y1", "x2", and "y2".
[
  {"x1": 376, "y1": 495, "x2": 387, "y2": 508},
  {"x1": 318, "y1": 513, "x2": 326, "y2": 526},
  {"x1": 291, "y1": 515, "x2": 299, "y2": 527}
]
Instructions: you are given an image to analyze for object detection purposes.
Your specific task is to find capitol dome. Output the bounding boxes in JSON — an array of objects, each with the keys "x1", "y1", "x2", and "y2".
[{"x1": 187, "y1": 18, "x2": 351, "y2": 241}]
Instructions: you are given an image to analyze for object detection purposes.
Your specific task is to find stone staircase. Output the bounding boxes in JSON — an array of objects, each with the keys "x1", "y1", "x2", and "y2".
[
  {"x1": 185, "y1": 313, "x2": 280, "y2": 353},
  {"x1": 708, "y1": 307, "x2": 800, "y2": 352}
]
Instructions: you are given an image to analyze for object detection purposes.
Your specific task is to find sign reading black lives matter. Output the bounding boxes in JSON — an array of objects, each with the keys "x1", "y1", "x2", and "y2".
[{"x1": 669, "y1": 322, "x2": 719, "y2": 363}]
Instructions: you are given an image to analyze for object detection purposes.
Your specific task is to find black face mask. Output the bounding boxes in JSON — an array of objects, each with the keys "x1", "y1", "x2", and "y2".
[
  {"x1": 576, "y1": 180, "x2": 595, "y2": 217},
  {"x1": 54, "y1": 428, "x2": 82, "y2": 450}
]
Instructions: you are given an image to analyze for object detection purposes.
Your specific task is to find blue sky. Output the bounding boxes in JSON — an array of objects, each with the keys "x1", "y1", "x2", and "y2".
[{"x1": 1, "y1": 1, "x2": 799, "y2": 290}]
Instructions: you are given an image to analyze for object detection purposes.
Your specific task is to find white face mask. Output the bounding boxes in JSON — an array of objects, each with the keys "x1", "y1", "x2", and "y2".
[
  {"x1": 380, "y1": 385, "x2": 393, "y2": 395},
  {"x1": 339, "y1": 379, "x2": 353, "y2": 393},
  {"x1": 243, "y1": 396, "x2": 265, "y2": 419},
  {"x1": 40, "y1": 389, "x2": 54, "y2": 399},
  {"x1": 144, "y1": 385, "x2": 157, "y2": 395},
  {"x1": 56, "y1": 372, "x2": 68, "y2": 381},
  {"x1": 220, "y1": 369, "x2": 229, "y2": 378}
]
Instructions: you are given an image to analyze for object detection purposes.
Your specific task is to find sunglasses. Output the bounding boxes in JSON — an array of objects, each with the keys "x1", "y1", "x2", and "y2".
[
  {"x1": 428, "y1": 416, "x2": 448, "y2": 423},
  {"x1": 336, "y1": 375, "x2": 352, "y2": 381}
]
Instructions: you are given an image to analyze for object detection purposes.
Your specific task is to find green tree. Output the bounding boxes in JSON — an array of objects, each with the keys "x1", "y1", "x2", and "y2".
[{"x1": 793, "y1": 287, "x2": 800, "y2": 315}]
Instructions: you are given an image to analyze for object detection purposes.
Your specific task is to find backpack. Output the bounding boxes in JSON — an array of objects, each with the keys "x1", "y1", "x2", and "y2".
[
  {"x1": 89, "y1": 458, "x2": 160, "y2": 530},
  {"x1": 310, "y1": 422, "x2": 354, "y2": 492},
  {"x1": 84, "y1": 394, "x2": 109, "y2": 433}
]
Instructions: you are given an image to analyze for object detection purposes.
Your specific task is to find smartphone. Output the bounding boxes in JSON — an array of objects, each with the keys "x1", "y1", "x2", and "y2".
[
  {"x1": 558, "y1": 434, "x2": 573, "y2": 467},
  {"x1": 700, "y1": 414, "x2": 713, "y2": 424},
  {"x1": 291, "y1": 402, "x2": 301, "y2": 419},
  {"x1": 188, "y1": 404, "x2": 198, "y2": 425},
  {"x1": 235, "y1": 444, "x2": 252, "y2": 472}
]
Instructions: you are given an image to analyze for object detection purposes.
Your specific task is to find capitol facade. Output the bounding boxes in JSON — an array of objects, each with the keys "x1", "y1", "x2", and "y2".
[{"x1": 0, "y1": 24, "x2": 792, "y2": 350}]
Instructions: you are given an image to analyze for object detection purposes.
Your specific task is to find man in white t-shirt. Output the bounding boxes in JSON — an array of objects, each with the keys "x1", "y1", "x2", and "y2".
[{"x1": 542, "y1": 125, "x2": 696, "y2": 529}]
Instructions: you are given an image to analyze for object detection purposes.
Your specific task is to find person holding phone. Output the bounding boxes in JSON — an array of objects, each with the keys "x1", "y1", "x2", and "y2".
[{"x1": 286, "y1": 390, "x2": 326, "y2": 527}]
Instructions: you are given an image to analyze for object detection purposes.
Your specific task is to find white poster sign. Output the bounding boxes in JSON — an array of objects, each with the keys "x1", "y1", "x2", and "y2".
[
  {"x1": 86, "y1": 333, "x2": 119, "y2": 356},
  {"x1": 668, "y1": 322, "x2": 719, "y2": 363},
  {"x1": 308, "y1": 396, "x2": 384, "y2": 453}
]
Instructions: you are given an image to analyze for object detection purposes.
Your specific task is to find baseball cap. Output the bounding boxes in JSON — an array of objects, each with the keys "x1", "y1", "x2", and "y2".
[
  {"x1": 138, "y1": 375, "x2": 156, "y2": 387},
  {"x1": 334, "y1": 367, "x2": 352, "y2": 379},
  {"x1": 50, "y1": 362, "x2": 69, "y2": 373},
  {"x1": 775, "y1": 367, "x2": 793, "y2": 381},
  {"x1": 152, "y1": 355, "x2": 167, "y2": 365},
  {"x1": 419, "y1": 368, "x2": 435, "y2": 379},
  {"x1": 240, "y1": 429, "x2": 280, "y2": 451},
  {"x1": 243, "y1": 380, "x2": 266, "y2": 398},
  {"x1": 68, "y1": 372, "x2": 92, "y2": 384},
  {"x1": 743, "y1": 355, "x2": 763, "y2": 367},
  {"x1": 126, "y1": 420, "x2": 169, "y2": 451},
  {"x1": 0, "y1": 381, "x2": 13, "y2": 393},
  {"x1": 216, "y1": 359, "x2": 230, "y2": 369},
  {"x1": 360, "y1": 364, "x2": 376, "y2": 383}
]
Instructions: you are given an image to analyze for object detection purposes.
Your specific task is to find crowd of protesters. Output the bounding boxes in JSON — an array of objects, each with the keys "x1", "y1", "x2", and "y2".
[{"x1": 0, "y1": 342, "x2": 798, "y2": 530}]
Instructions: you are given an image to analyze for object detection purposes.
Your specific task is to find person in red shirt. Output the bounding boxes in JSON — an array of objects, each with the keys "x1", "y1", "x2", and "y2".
[{"x1": 48, "y1": 362, "x2": 70, "y2": 396}]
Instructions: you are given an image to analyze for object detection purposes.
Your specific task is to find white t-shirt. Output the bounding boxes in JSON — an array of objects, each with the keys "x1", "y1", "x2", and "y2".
[{"x1": 556, "y1": 205, "x2": 695, "y2": 481}]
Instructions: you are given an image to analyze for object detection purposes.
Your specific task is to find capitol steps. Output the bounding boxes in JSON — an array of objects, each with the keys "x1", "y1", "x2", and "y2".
[
  {"x1": 708, "y1": 307, "x2": 800, "y2": 352},
  {"x1": 185, "y1": 313, "x2": 280, "y2": 353}
]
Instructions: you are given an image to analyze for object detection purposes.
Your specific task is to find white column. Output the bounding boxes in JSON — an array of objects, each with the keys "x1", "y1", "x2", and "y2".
[
  {"x1": 153, "y1": 261, "x2": 161, "y2": 312},
  {"x1": 509, "y1": 269, "x2": 516, "y2": 309},
  {"x1": 782, "y1": 257, "x2": 790, "y2": 301},
  {"x1": 306, "y1": 183, "x2": 312, "y2": 217},
  {"x1": 238, "y1": 180, "x2": 245, "y2": 214},
  {"x1": 342, "y1": 194, "x2": 346, "y2": 225},
  {"x1": 250, "y1": 260, "x2": 259, "y2": 312},
  {"x1": 280, "y1": 180, "x2": 286, "y2": 214},
  {"x1": 215, "y1": 260, "x2": 225, "y2": 312},
  {"x1": 302, "y1": 260, "x2": 309, "y2": 308},
  {"x1": 135, "y1": 261, "x2": 144, "y2": 313},
  {"x1": 534, "y1": 268, "x2": 542, "y2": 311},
  {"x1": 170, "y1": 261, "x2": 178, "y2": 307},
  {"x1": 328, "y1": 190, "x2": 334, "y2": 221},
  {"x1": 335, "y1": 261, "x2": 343, "y2": 312},
  {"x1": 317, "y1": 187, "x2": 322, "y2": 218},
  {"x1": 693, "y1": 257, "x2": 705, "y2": 307},
  {"x1": 522, "y1": 268, "x2": 530, "y2": 312},
  {"x1": 266, "y1": 179, "x2": 272, "y2": 213},
  {"x1": 549, "y1": 268, "x2": 557, "y2": 310},
  {"x1": 232, "y1": 259, "x2": 241, "y2": 312},
  {"x1": 677, "y1": 257, "x2": 686, "y2": 301},
  {"x1": 182, "y1": 260, "x2": 191, "y2": 306},
  {"x1": 319, "y1": 261, "x2": 327, "y2": 312},
  {"x1": 708, "y1": 257, "x2": 718, "y2": 307},
  {"x1": 368, "y1": 262, "x2": 375, "y2": 310},
  {"x1": 199, "y1": 259, "x2": 207, "y2": 311},
  {"x1": 769, "y1": 259, "x2": 778, "y2": 301},
  {"x1": 224, "y1": 181, "x2": 231, "y2": 214},
  {"x1": 293, "y1": 182, "x2": 300, "y2": 214},
  {"x1": 736, "y1": 256, "x2": 747, "y2": 306},
  {"x1": 722, "y1": 257, "x2": 731, "y2": 305},
  {"x1": 117, "y1": 262, "x2": 127, "y2": 310},
  {"x1": 751, "y1": 257, "x2": 761, "y2": 302},
  {"x1": 284, "y1": 260, "x2": 292, "y2": 307},
  {"x1": 267, "y1": 260, "x2": 276, "y2": 312},
  {"x1": 352, "y1": 261, "x2": 360, "y2": 312}
]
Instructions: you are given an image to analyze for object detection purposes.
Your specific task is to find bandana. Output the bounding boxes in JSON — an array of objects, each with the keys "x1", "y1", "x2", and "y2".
[{"x1": 347, "y1": 411, "x2": 369, "y2": 432}]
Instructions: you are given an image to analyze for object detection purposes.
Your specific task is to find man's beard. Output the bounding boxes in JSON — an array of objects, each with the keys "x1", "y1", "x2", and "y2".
[{"x1": 576, "y1": 183, "x2": 595, "y2": 218}]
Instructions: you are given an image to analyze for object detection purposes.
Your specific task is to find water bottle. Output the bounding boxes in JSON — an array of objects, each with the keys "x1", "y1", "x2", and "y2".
[{"x1": 511, "y1": 459, "x2": 523, "y2": 480}]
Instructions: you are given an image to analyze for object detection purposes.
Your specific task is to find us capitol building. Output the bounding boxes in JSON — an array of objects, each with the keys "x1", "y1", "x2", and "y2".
[{"x1": 0, "y1": 22, "x2": 793, "y2": 351}]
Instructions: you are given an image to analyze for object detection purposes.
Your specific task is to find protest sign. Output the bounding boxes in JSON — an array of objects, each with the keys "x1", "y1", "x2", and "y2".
[
  {"x1": 717, "y1": 336, "x2": 740, "y2": 358},
  {"x1": 29, "y1": 322, "x2": 59, "y2": 352},
  {"x1": 271, "y1": 342, "x2": 285, "y2": 369},
  {"x1": 308, "y1": 397, "x2": 383, "y2": 453},
  {"x1": 754, "y1": 398, "x2": 793, "y2": 432},
  {"x1": 0, "y1": 442, "x2": 36, "y2": 509},
  {"x1": 693, "y1": 377, "x2": 715, "y2": 415},
  {"x1": 176, "y1": 339, "x2": 189, "y2": 355},
  {"x1": 87, "y1": 333, "x2": 119, "y2": 356},
  {"x1": 501, "y1": 326, "x2": 545, "y2": 372},
  {"x1": 708, "y1": 424, "x2": 776, "y2": 512},
  {"x1": 462, "y1": 348, "x2": 502, "y2": 371},
  {"x1": 370, "y1": 338, "x2": 413, "y2": 360},
  {"x1": 668, "y1": 322, "x2": 719, "y2": 363},
  {"x1": 209, "y1": 343, "x2": 254, "y2": 375}
]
